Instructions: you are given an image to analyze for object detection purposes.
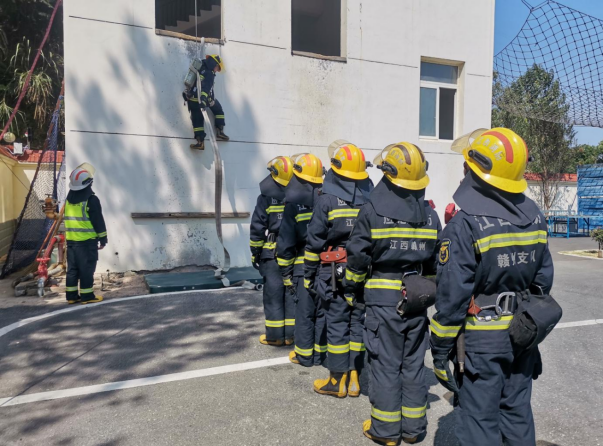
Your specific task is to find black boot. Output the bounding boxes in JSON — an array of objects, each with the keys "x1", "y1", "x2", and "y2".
[
  {"x1": 190, "y1": 137, "x2": 205, "y2": 150},
  {"x1": 216, "y1": 126, "x2": 230, "y2": 141}
]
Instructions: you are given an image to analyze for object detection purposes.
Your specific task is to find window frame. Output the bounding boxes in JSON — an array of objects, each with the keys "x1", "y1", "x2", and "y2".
[
  {"x1": 291, "y1": 0, "x2": 348, "y2": 62},
  {"x1": 155, "y1": 0, "x2": 224, "y2": 45},
  {"x1": 419, "y1": 60, "x2": 462, "y2": 141}
]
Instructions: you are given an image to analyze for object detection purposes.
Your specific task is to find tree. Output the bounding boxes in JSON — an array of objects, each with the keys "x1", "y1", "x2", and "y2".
[
  {"x1": 493, "y1": 65, "x2": 576, "y2": 210},
  {"x1": 0, "y1": 0, "x2": 63, "y2": 145},
  {"x1": 569, "y1": 142, "x2": 603, "y2": 172}
]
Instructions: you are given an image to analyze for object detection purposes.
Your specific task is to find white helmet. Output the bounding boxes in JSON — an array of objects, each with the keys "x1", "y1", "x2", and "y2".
[{"x1": 69, "y1": 163, "x2": 95, "y2": 191}]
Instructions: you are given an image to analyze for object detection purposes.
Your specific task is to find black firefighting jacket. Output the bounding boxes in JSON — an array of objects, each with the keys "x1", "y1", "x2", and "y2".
[
  {"x1": 249, "y1": 195, "x2": 285, "y2": 261},
  {"x1": 276, "y1": 203, "x2": 314, "y2": 279},
  {"x1": 303, "y1": 194, "x2": 364, "y2": 283},
  {"x1": 344, "y1": 201, "x2": 441, "y2": 306},
  {"x1": 189, "y1": 58, "x2": 218, "y2": 104},
  {"x1": 431, "y1": 209, "x2": 554, "y2": 353}
]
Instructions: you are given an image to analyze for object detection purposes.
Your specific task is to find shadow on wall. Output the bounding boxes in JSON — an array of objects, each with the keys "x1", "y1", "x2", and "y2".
[
  {"x1": 69, "y1": 22, "x2": 259, "y2": 272},
  {"x1": 0, "y1": 290, "x2": 264, "y2": 443}
]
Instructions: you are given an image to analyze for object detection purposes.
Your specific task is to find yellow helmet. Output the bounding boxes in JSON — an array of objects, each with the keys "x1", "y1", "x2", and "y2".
[
  {"x1": 267, "y1": 156, "x2": 294, "y2": 186},
  {"x1": 207, "y1": 54, "x2": 224, "y2": 72},
  {"x1": 373, "y1": 142, "x2": 430, "y2": 190},
  {"x1": 328, "y1": 139, "x2": 369, "y2": 180},
  {"x1": 292, "y1": 153, "x2": 324, "y2": 184},
  {"x1": 452, "y1": 128, "x2": 529, "y2": 193}
]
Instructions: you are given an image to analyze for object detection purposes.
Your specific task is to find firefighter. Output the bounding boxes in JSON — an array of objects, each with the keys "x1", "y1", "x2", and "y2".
[
  {"x1": 343, "y1": 143, "x2": 441, "y2": 445},
  {"x1": 64, "y1": 163, "x2": 107, "y2": 305},
  {"x1": 275, "y1": 153, "x2": 327, "y2": 367},
  {"x1": 430, "y1": 128, "x2": 554, "y2": 445},
  {"x1": 250, "y1": 156, "x2": 294, "y2": 346},
  {"x1": 185, "y1": 55, "x2": 229, "y2": 150},
  {"x1": 304, "y1": 140, "x2": 373, "y2": 398}
]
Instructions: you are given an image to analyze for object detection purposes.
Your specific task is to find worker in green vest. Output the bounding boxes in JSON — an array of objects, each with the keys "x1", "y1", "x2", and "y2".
[{"x1": 64, "y1": 163, "x2": 107, "y2": 304}]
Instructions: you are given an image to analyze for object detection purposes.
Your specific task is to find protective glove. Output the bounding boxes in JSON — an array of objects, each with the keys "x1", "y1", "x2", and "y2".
[
  {"x1": 283, "y1": 276, "x2": 296, "y2": 297},
  {"x1": 344, "y1": 285, "x2": 357, "y2": 307},
  {"x1": 200, "y1": 96, "x2": 208, "y2": 109},
  {"x1": 431, "y1": 349, "x2": 459, "y2": 393},
  {"x1": 305, "y1": 277, "x2": 317, "y2": 299},
  {"x1": 251, "y1": 255, "x2": 260, "y2": 271}
]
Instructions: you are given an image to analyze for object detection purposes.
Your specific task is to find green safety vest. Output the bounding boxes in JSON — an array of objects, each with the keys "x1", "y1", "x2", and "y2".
[{"x1": 64, "y1": 200, "x2": 98, "y2": 242}]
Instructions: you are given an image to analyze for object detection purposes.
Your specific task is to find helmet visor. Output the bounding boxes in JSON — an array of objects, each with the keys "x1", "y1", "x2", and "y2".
[
  {"x1": 327, "y1": 139, "x2": 353, "y2": 159},
  {"x1": 451, "y1": 128, "x2": 489, "y2": 154},
  {"x1": 76, "y1": 162, "x2": 96, "y2": 177}
]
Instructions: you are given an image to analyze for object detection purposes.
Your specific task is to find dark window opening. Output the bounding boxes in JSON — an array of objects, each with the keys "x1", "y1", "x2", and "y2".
[
  {"x1": 156, "y1": 0, "x2": 221, "y2": 40},
  {"x1": 439, "y1": 88, "x2": 456, "y2": 140},
  {"x1": 292, "y1": 0, "x2": 341, "y2": 57}
]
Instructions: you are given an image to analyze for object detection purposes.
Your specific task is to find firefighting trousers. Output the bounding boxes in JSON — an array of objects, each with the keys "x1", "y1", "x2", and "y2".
[
  {"x1": 364, "y1": 306, "x2": 429, "y2": 440},
  {"x1": 188, "y1": 99, "x2": 226, "y2": 139},
  {"x1": 260, "y1": 259, "x2": 294, "y2": 342},
  {"x1": 66, "y1": 241, "x2": 98, "y2": 302},
  {"x1": 455, "y1": 347, "x2": 541, "y2": 446},
  {"x1": 292, "y1": 276, "x2": 327, "y2": 367},
  {"x1": 322, "y1": 290, "x2": 365, "y2": 373}
]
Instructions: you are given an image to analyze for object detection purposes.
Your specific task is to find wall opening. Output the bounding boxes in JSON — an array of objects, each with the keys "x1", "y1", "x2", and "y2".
[
  {"x1": 156, "y1": 0, "x2": 222, "y2": 41},
  {"x1": 292, "y1": 0, "x2": 341, "y2": 57}
]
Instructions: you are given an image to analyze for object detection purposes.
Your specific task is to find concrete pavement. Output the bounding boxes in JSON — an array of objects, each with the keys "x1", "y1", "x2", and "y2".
[{"x1": 0, "y1": 238, "x2": 601, "y2": 445}]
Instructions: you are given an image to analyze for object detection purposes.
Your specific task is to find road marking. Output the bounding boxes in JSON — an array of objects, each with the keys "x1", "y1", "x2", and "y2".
[
  {"x1": 0, "y1": 287, "x2": 243, "y2": 340},
  {"x1": 0, "y1": 356, "x2": 290, "y2": 407},
  {"x1": 1, "y1": 290, "x2": 603, "y2": 408},
  {"x1": 556, "y1": 319, "x2": 603, "y2": 329}
]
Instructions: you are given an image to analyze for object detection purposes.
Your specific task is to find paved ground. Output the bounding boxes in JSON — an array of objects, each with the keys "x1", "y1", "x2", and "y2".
[{"x1": 0, "y1": 238, "x2": 602, "y2": 446}]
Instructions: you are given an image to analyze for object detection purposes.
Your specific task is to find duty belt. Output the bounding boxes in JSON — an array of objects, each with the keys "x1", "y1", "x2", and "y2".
[{"x1": 468, "y1": 291, "x2": 527, "y2": 321}]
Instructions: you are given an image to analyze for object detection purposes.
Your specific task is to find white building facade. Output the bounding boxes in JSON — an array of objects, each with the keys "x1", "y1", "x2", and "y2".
[{"x1": 64, "y1": 0, "x2": 495, "y2": 272}]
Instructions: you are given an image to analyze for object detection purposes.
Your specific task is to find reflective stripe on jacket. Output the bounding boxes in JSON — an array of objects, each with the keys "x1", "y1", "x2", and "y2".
[{"x1": 65, "y1": 200, "x2": 98, "y2": 242}]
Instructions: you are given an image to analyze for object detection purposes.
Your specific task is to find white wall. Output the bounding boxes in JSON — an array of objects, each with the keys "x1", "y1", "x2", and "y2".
[
  {"x1": 525, "y1": 181, "x2": 578, "y2": 213},
  {"x1": 64, "y1": 0, "x2": 495, "y2": 272}
]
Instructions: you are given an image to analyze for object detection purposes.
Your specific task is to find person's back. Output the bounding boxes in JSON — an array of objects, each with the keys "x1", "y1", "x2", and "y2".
[
  {"x1": 276, "y1": 154, "x2": 326, "y2": 367},
  {"x1": 431, "y1": 128, "x2": 554, "y2": 446},
  {"x1": 250, "y1": 156, "x2": 294, "y2": 347},
  {"x1": 64, "y1": 163, "x2": 107, "y2": 305}
]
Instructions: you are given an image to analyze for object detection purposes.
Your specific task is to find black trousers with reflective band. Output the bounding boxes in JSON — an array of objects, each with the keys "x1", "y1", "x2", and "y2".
[
  {"x1": 365, "y1": 306, "x2": 429, "y2": 440},
  {"x1": 66, "y1": 241, "x2": 98, "y2": 302},
  {"x1": 456, "y1": 346, "x2": 540, "y2": 446},
  {"x1": 292, "y1": 276, "x2": 326, "y2": 367},
  {"x1": 323, "y1": 292, "x2": 365, "y2": 373},
  {"x1": 260, "y1": 259, "x2": 294, "y2": 342},
  {"x1": 187, "y1": 99, "x2": 226, "y2": 139}
]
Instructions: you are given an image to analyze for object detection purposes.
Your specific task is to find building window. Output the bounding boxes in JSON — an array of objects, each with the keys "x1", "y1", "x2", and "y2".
[
  {"x1": 155, "y1": 0, "x2": 222, "y2": 41},
  {"x1": 292, "y1": 0, "x2": 343, "y2": 58},
  {"x1": 419, "y1": 62, "x2": 459, "y2": 140}
]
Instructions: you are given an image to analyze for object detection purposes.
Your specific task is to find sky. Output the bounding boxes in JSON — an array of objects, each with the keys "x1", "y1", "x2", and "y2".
[{"x1": 494, "y1": 0, "x2": 603, "y2": 146}]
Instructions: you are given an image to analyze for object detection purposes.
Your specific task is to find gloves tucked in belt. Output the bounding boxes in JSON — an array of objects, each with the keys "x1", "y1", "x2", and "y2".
[
  {"x1": 344, "y1": 285, "x2": 357, "y2": 307},
  {"x1": 304, "y1": 276, "x2": 317, "y2": 298},
  {"x1": 430, "y1": 345, "x2": 459, "y2": 394},
  {"x1": 251, "y1": 249, "x2": 261, "y2": 270},
  {"x1": 283, "y1": 276, "x2": 296, "y2": 296}
]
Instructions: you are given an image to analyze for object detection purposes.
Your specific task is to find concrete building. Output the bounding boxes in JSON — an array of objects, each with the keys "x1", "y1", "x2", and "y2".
[{"x1": 64, "y1": 0, "x2": 495, "y2": 272}]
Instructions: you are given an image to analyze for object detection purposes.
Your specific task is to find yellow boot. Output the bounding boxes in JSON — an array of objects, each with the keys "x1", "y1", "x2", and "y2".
[
  {"x1": 81, "y1": 296, "x2": 103, "y2": 304},
  {"x1": 362, "y1": 419, "x2": 397, "y2": 446},
  {"x1": 313, "y1": 372, "x2": 347, "y2": 398},
  {"x1": 285, "y1": 338, "x2": 294, "y2": 346},
  {"x1": 259, "y1": 335, "x2": 284, "y2": 346},
  {"x1": 289, "y1": 351, "x2": 300, "y2": 364},
  {"x1": 348, "y1": 370, "x2": 360, "y2": 397}
]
